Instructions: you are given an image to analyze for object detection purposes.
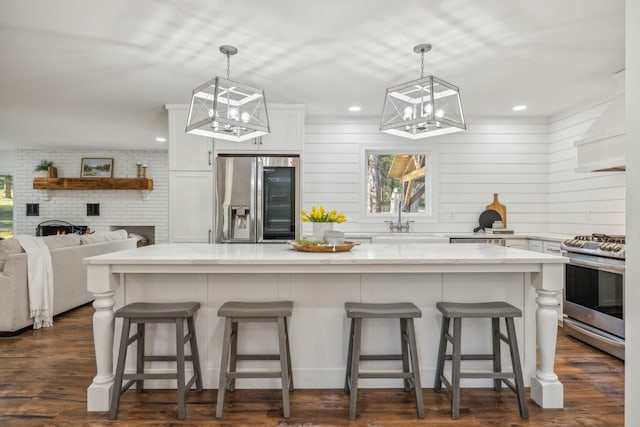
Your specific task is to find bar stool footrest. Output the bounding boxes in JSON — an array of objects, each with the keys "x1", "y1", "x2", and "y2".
[
  {"x1": 359, "y1": 354, "x2": 403, "y2": 361},
  {"x1": 358, "y1": 372, "x2": 415, "y2": 379},
  {"x1": 236, "y1": 354, "x2": 281, "y2": 361},
  {"x1": 459, "y1": 372, "x2": 516, "y2": 380},
  {"x1": 226, "y1": 371, "x2": 284, "y2": 379},
  {"x1": 444, "y1": 354, "x2": 496, "y2": 361}
]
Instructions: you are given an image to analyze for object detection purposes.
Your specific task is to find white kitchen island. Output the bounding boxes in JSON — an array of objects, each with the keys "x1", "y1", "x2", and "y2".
[{"x1": 85, "y1": 242, "x2": 566, "y2": 412}]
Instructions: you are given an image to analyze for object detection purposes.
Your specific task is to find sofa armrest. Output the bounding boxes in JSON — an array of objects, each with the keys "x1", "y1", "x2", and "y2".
[{"x1": 0, "y1": 254, "x2": 31, "y2": 333}]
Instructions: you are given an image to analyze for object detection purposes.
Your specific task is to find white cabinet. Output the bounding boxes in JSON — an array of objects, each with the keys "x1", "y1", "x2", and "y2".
[
  {"x1": 528, "y1": 240, "x2": 543, "y2": 252},
  {"x1": 167, "y1": 104, "x2": 215, "y2": 242},
  {"x1": 166, "y1": 105, "x2": 213, "y2": 171},
  {"x1": 214, "y1": 104, "x2": 304, "y2": 153},
  {"x1": 169, "y1": 171, "x2": 213, "y2": 243},
  {"x1": 504, "y1": 239, "x2": 529, "y2": 250},
  {"x1": 543, "y1": 241, "x2": 562, "y2": 256}
]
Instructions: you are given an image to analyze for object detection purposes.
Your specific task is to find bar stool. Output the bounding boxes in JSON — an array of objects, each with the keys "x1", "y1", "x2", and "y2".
[
  {"x1": 109, "y1": 302, "x2": 203, "y2": 420},
  {"x1": 433, "y1": 301, "x2": 528, "y2": 419},
  {"x1": 216, "y1": 300, "x2": 294, "y2": 418},
  {"x1": 344, "y1": 302, "x2": 424, "y2": 419}
]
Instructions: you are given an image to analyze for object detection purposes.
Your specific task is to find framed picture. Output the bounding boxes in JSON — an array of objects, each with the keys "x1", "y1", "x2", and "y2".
[{"x1": 81, "y1": 158, "x2": 114, "y2": 178}]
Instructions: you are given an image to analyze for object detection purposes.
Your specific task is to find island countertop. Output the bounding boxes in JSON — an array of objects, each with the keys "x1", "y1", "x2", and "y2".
[
  {"x1": 85, "y1": 242, "x2": 567, "y2": 412},
  {"x1": 85, "y1": 242, "x2": 567, "y2": 267}
]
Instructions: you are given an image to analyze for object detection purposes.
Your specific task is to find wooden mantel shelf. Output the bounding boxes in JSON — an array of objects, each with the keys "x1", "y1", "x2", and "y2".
[{"x1": 33, "y1": 178, "x2": 153, "y2": 191}]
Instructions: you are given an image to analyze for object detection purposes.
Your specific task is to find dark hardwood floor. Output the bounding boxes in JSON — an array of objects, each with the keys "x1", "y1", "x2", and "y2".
[{"x1": 0, "y1": 304, "x2": 624, "y2": 426}]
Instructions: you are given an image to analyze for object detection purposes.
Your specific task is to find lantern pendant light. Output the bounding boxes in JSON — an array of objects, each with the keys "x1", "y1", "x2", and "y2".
[
  {"x1": 186, "y1": 45, "x2": 270, "y2": 142},
  {"x1": 380, "y1": 44, "x2": 465, "y2": 139}
]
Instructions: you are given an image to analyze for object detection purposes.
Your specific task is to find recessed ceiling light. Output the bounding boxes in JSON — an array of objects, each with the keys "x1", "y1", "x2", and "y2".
[
  {"x1": 155, "y1": 137, "x2": 167, "y2": 142},
  {"x1": 348, "y1": 105, "x2": 361, "y2": 112},
  {"x1": 512, "y1": 105, "x2": 527, "y2": 111}
]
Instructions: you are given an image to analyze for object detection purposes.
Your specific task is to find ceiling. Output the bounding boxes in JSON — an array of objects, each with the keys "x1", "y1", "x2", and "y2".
[{"x1": 0, "y1": 0, "x2": 625, "y2": 150}]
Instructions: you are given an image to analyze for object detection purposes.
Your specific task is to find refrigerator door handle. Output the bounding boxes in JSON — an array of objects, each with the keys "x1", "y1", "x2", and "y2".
[{"x1": 255, "y1": 157, "x2": 263, "y2": 242}]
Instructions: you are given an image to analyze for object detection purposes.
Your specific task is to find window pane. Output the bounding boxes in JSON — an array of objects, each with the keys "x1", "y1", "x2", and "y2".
[
  {"x1": 0, "y1": 175, "x2": 13, "y2": 239},
  {"x1": 366, "y1": 153, "x2": 426, "y2": 214}
]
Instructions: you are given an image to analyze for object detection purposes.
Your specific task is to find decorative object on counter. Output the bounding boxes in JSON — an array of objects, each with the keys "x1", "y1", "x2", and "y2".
[
  {"x1": 34, "y1": 160, "x2": 56, "y2": 178},
  {"x1": 135, "y1": 162, "x2": 142, "y2": 178},
  {"x1": 380, "y1": 43, "x2": 465, "y2": 140},
  {"x1": 288, "y1": 240, "x2": 359, "y2": 253},
  {"x1": 473, "y1": 209, "x2": 502, "y2": 233},
  {"x1": 186, "y1": 45, "x2": 270, "y2": 142},
  {"x1": 142, "y1": 164, "x2": 147, "y2": 178},
  {"x1": 81, "y1": 158, "x2": 113, "y2": 178},
  {"x1": 486, "y1": 228, "x2": 514, "y2": 234},
  {"x1": 312, "y1": 222, "x2": 333, "y2": 242},
  {"x1": 486, "y1": 193, "x2": 507, "y2": 228},
  {"x1": 301, "y1": 205, "x2": 346, "y2": 241},
  {"x1": 324, "y1": 230, "x2": 345, "y2": 245}
]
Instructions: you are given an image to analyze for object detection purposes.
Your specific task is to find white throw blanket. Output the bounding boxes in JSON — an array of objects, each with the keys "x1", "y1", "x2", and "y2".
[{"x1": 15, "y1": 235, "x2": 54, "y2": 329}]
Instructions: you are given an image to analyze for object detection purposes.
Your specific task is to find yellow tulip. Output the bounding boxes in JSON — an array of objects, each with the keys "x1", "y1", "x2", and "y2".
[
  {"x1": 300, "y1": 209, "x2": 307, "y2": 216},
  {"x1": 301, "y1": 216, "x2": 309, "y2": 222}
]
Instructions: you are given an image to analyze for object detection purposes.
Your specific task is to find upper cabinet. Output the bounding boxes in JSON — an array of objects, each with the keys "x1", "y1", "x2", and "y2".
[
  {"x1": 166, "y1": 104, "x2": 213, "y2": 171},
  {"x1": 214, "y1": 104, "x2": 305, "y2": 153}
]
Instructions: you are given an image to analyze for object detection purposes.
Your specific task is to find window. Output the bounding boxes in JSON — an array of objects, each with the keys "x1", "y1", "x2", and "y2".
[
  {"x1": 0, "y1": 175, "x2": 13, "y2": 239},
  {"x1": 365, "y1": 151, "x2": 435, "y2": 218}
]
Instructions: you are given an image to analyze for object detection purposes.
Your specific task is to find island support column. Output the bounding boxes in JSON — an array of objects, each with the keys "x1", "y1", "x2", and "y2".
[
  {"x1": 86, "y1": 265, "x2": 119, "y2": 411},
  {"x1": 530, "y1": 263, "x2": 564, "y2": 408}
]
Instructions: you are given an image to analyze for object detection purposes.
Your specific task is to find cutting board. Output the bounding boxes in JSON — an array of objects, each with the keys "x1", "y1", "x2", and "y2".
[{"x1": 486, "y1": 193, "x2": 507, "y2": 228}]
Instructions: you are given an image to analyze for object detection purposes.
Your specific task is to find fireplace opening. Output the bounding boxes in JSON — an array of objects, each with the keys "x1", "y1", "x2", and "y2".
[{"x1": 36, "y1": 220, "x2": 88, "y2": 236}]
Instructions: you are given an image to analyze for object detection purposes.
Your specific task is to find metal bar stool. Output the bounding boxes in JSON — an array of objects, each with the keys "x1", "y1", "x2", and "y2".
[
  {"x1": 109, "y1": 302, "x2": 203, "y2": 420},
  {"x1": 433, "y1": 301, "x2": 529, "y2": 419},
  {"x1": 216, "y1": 300, "x2": 294, "y2": 418},
  {"x1": 344, "y1": 302, "x2": 425, "y2": 420}
]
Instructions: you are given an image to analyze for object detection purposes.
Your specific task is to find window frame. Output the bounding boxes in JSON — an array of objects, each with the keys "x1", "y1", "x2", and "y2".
[{"x1": 360, "y1": 144, "x2": 439, "y2": 224}]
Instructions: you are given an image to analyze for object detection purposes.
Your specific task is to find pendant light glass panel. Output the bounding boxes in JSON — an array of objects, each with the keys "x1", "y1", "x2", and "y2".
[
  {"x1": 186, "y1": 76, "x2": 269, "y2": 142},
  {"x1": 380, "y1": 75, "x2": 465, "y2": 139}
]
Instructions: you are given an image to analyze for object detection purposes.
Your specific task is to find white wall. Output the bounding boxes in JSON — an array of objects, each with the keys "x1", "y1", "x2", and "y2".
[
  {"x1": 14, "y1": 149, "x2": 168, "y2": 242},
  {"x1": 303, "y1": 117, "x2": 550, "y2": 234},
  {"x1": 548, "y1": 102, "x2": 626, "y2": 235}
]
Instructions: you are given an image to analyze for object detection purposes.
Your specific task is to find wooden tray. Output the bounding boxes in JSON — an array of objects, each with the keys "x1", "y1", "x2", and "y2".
[{"x1": 288, "y1": 241, "x2": 359, "y2": 253}]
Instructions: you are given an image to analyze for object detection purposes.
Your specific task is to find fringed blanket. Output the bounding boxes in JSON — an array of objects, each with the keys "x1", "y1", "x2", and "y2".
[{"x1": 15, "y1": 235, "x2": 54, "y2": 328}]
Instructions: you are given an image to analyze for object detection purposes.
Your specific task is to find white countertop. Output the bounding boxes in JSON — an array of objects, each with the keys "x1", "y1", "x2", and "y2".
[
  {"x1": 345, "y1": 232, "x2": 571, "y2": 242},
  {"x1": 85, "y1": 242, "x2": 567, "y2": 266}
]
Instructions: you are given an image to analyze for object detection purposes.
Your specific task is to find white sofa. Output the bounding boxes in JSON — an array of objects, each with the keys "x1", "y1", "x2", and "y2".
[{"x1": 0, "y1": 230, "x2": 137, "y2": 333}]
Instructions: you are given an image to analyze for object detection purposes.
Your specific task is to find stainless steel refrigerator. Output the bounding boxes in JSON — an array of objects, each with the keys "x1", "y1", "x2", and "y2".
[{"x1": 215, "y1": 154, "x2": 300, "y2": 243}]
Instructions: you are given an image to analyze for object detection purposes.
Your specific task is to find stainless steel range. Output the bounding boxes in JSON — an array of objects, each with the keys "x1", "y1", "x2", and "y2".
[{"x1": 561, "y1": 234, "x2": 625, "y2": 359}]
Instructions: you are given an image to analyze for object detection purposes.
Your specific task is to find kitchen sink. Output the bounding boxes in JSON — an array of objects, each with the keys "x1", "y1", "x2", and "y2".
[{"x1": 370, "y1": 234, "x2": 449, "y2": 244}]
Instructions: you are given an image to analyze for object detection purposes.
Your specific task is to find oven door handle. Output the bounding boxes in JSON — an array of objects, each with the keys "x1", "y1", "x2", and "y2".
[
  {"x1": 568, "y1": 257, "x2": 625, "y2": 274},
  {"x1": 564, "y1": 318, "x2": 624, "y2": 349}
]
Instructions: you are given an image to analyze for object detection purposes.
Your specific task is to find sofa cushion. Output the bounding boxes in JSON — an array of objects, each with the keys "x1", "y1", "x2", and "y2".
[
  {"x1": 41, "y1": 234, "x2": 82, "y2": 250},
  {"x1": 0, "y1": 238, "x2": 24, "y2": 271},
  {"x1": 80, "y1": 229, "x2": 128, "y2": 245}
]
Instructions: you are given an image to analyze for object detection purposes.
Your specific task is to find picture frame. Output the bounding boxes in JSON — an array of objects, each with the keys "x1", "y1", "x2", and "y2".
[{"x1": 80, "y1": 158, "x2": 114, "y2": 178}]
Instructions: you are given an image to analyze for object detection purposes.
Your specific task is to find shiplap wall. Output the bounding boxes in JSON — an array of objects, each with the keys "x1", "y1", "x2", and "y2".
[
  {"x1": 548, "y1": 101, "x2": 626, "y2": 235},
  {"x1": 303, "y1": 117, "x2": 550, "y2": 234}
]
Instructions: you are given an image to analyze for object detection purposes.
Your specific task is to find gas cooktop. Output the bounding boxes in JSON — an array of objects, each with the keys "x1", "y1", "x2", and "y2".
[{"x1": 561, "y1": 234, "x2": 625, "y2": 260}]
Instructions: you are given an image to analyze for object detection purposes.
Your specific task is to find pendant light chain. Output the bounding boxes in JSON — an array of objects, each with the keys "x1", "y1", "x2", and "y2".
[
  {"x1": 420, "y1": 51, "x2": 425, "y2": 79},
  {"x1": 226, "y1": 52, "x2": 231, "y2": 79}
]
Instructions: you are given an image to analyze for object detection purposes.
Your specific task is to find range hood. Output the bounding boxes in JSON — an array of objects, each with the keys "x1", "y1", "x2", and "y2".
[{"x1": 574, "y1": 70, "x2": 626, "y2": 172}]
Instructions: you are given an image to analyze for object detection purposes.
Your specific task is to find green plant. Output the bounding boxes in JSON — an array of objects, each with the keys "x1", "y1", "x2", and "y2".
[{"x1": 34, "y1": 159, "x2": 55, "y2": 172}]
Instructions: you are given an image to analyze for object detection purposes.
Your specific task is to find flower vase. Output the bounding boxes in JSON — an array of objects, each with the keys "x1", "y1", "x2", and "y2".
[{"x1": 312, "y1": 222, "x2": 333, "y2": 242}]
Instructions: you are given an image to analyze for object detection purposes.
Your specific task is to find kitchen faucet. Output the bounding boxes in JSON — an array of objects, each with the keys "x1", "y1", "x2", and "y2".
[{"x1": 385, "y1": 199, "x2": 414, "y2": 233}]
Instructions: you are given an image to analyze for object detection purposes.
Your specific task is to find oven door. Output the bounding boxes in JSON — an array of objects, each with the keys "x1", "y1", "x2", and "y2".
[{"x1": 564, "y1": 253, "x2": 624, "y2": 338}]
